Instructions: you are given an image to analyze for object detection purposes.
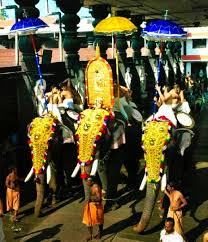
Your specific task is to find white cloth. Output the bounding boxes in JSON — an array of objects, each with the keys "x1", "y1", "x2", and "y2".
[
  {"x1": 63, "y1": 99, "x2": 74, "y2": 109},
  {"x1": 0, "y1": 219, "x2": 5, "y2": 242},
  {"x1": 154, "y1": 104, "x2": 177, "y2": 127},
  {"x1": 160, "y1": 229, "x2": 184, "y2": 242},
  {"x1": 47, "y1": 103, "x2": 62, "y2": 123}
]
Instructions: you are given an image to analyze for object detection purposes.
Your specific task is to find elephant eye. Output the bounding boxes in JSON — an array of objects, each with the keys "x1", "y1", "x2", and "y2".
[
  {"x1": 81, "y1": 114, "x2": 85, "y2": 119},
  {"x1": 44, "y1": 124, "x2": 50, "y2": 130},
  {"x1": 159, "y1": 127, "x2": 164, "y2": 132},
  {"x1": 95, "y1": 114, "x2": 101, "y2": 120}
]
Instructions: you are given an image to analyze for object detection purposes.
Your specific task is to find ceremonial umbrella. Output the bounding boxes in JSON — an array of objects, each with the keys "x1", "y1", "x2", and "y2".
[
  {"x1": 141, "y1": 17, "x2": 187, "y2": 113},
  {"x1": 10, "y1": 17, "x2": 49, "y2": 111},
  {"x1": 94, "y1": 16, "x2": 137, "y2": 96}
]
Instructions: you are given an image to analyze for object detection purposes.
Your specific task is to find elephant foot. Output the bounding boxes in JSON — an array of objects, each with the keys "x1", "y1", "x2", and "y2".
[
  {"x1": 133, "y1": 224, "x2": 144, "y2": 234},
  {"x1": 104, "y1": 201, "x2": 120, "y2": 213}
]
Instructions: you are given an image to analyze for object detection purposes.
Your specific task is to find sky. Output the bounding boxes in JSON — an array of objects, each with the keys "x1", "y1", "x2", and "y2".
[{"x1": 1, "y1": 0, "x2": 91, "y2": 19}]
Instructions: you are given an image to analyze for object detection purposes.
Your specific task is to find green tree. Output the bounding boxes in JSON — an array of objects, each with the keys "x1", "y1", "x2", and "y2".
[{"x1": 0, "y1": 9, "x2": 8, "y2": 20}]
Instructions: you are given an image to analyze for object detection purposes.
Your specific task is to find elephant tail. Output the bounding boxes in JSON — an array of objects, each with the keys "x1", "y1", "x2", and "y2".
[{"x1": 133, "y1": 183, "x2": 160, "y2": 233}]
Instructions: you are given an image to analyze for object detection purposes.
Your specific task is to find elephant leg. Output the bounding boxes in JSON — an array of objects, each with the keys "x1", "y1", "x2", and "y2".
[
  {"x1": 97, "y1": 159, "x2": 108, "y2": 197},
  {"x1": 35, "y1": 174, "x2": 45, "y2": 217},
  {"x1": 82, "y1": 166, "x2": 91, "y2": 201},
  {"x1": 105, "y1": 146, "x2": 124, "y2": 209},
  {"x1": 49, "y1": 167, "x2": 57, "y2": 206}
]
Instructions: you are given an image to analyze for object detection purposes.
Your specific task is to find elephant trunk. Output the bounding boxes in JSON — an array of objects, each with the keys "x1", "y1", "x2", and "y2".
[
  {"x1": 133, "y1": 183, "x2": 160, "y2": 233},
  {"x1": 34, "y1": 174, "x2": 45, "y2": 217}
]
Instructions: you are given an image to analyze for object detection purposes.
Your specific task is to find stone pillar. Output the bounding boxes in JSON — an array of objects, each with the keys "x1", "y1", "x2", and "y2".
[
  {"x1": 14, "y1": 0, "x2": 41, "y2": 132},
  {"x1": 130, "y1": 15, "x2": 144, "y2": 64},
  {"x1": 56, "y1": 0, "x2": 82, "y2": 77},
  {"x1": 15, "y1": 0, "x2": 41, "y2": 84},
  {"x1": 90, "y1": 4, "x2": 110, "y2": 59}
]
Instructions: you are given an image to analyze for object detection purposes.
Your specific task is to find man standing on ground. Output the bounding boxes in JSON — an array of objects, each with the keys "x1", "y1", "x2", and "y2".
[
  {"x1": 164, "y1": 182, "x2": 187, "y2": 236},
  {"x1": 82, "y1": 177, "x2": 104, "y2": 241}
]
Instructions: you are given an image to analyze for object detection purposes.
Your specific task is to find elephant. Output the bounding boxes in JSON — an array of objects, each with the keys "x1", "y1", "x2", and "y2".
[
  {"x1": 71, "y1": 105, "x2": 143, "y2": 210},
  {"x1": 133, "y1": 119, "x2": 194, "y2": 233},
  {"x1": 25, "y1": 112, "x2": 77, "y2": 217}
]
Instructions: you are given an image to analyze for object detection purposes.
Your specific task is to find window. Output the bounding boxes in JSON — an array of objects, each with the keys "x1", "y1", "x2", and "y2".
[{"x1": 192, "y1": 39, "x2": 206, "y2": 48}]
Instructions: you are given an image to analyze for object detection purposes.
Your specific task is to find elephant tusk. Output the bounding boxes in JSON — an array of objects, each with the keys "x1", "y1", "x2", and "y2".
[
  {"x1": 71, "y1": 163, "x2": 81, "y2": 178},
  {"x1": 46, "y1": 165, "x2": 51, "y2": 184},
  {"x1": 24, "y1": 167, "x2": 34, "y2": 182},
  {"x1": 161, "y1": 173, "x2": 167, "y2": 191},
  {"x1": 90, "y1": 159, "x2": 98, "y2": 176},
  {"x1": 139, "y1": 173, "x2": 147, "y2": 191}
]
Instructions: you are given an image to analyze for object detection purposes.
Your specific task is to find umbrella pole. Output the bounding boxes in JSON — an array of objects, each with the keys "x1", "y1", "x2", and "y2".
[
  {"x1": 112, "y1": 34, "x2": 114, "y2": 59},
  {"x1": 30, "y1": 35, "x2": 48, "y2": 113},
  {"x1": 153, "y1": 53, "x2": 162, "y2": 116}
]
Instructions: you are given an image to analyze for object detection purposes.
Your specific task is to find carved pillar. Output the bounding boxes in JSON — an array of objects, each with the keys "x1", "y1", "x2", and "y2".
[
  {"x1": 14, "y1": 0, "x2": 41, "y2": 130},
  {"x1": 55, "y1": 0, "x2": 82, "y2": 77},
  {"x1": 15, "y1": 0, "x2": 40, "y2": 84},
  {"x1": 90, "y1": 4, "x2": 110, "y2": 59},
  {"x1": 130, "y1": 15, "x2": 144, "y2": 64}
]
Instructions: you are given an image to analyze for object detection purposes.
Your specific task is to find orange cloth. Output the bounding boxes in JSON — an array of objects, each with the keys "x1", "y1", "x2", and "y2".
[
  {"x1": 6, "y1": 188, "x2": 20, "y2": 211},
  {"x1": 167, "y1": 208, "x2": 183, "y2": 235},
  {"x1": 82, "y1": 202, "x2": 104, "y2": 227}
]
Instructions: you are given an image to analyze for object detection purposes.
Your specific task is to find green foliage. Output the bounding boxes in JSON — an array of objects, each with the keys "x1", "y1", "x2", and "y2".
[{"x1": 0, "y1": 9, "x2": 8, "y2": 20}]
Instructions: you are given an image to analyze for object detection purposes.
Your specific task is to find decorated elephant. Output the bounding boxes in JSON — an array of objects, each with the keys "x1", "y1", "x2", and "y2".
[
  {"x1": 25, "y1": 112, "x2": 77, "y2": 217},
  {"x1": 133, "y1": 118, "x2": 194, "y2": 233},
  {"x1": 71, "y1": 45, "x2": 143, "y2": 209}
]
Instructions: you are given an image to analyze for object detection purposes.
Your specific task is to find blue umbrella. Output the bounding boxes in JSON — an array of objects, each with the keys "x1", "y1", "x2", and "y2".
[
  {"x1": 141, "y1": 18, "x2": 187, "y2": 114},
  {"x1": 10, "y1": 17, "x2": 48, "y2": 35},
  {"x1": 10, "y1": 17, "x2": 49, "y2": 113},
  {"x1": 142, "y1": 19, "x2": 187, "y2": 41}
]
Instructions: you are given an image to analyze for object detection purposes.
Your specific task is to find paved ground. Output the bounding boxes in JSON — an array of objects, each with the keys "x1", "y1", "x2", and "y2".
[{"x1": 3, "y1": 176, "x2": 208, "y2": 242}]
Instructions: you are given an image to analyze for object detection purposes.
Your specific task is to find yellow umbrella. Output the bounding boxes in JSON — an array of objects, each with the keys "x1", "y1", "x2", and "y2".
[
  {"x1": 94, "y1": 16, "x2": 137, "y2": 97},
  {"x1": 94, "y1": 16, "x2": 137, "y2": 34}
]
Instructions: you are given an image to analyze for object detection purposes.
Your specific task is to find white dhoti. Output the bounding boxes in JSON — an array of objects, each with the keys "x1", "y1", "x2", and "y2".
[
  {"x1": 47, "y1": 104, "x2": 62, "y2": 123},
  {"x1": 63, "y1": 99, "x2": 74, "y2": 109},
  {"x1": 154, "y1": 104, "x2": 177, "y2": 127}
]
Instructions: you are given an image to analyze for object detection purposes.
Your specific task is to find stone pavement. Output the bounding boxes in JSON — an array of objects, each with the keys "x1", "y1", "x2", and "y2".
[{"x1": 3, "y1": 181, "x2": 208, "y2": 242}]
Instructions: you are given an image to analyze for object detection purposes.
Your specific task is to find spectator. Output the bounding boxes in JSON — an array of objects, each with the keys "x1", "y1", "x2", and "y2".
[
  {"x1": 5, "y1": 166, "x2": 21, "y2": 222},
  {"x1": 160, "y1": 217, "x2": 184, "y2": 242},
  {"x1": 164, "y1": 182, "x2": 187, "y2": 236},
  {"x1": 82, "y1": 176, "x2": 104, "y2": 241}
]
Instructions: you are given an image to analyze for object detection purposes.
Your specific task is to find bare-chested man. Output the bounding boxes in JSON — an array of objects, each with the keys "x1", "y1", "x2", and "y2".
[
  {"x1": 45, "y1": 85, "x2": 63, "y2": 122},
  {"x1": 46, "y1": 85, "x2": 62, "y2": 105},
  {"x1": 82, "y1": 177, "x2": 104, "y2": 241},
  {"x1": 164, "y1": 182, "x2": 187, "y2": 236},
  {"x1": 6, "y1": 167, "x2": 21, "y2": 222}
]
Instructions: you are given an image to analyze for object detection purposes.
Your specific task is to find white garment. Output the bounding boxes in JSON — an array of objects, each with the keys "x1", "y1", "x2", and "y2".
[
  {"x1": 160, "y1": 229, "x2": 184, "y2": 242},
  {"x1": 154, "y1": 104, "x2": 177, "y2": 127},
  {"x1": 63, "y1": 98, "x2": 74, "y2": 109},
  {"x1": 47, "y1": 103, "x2": 62, "y2": 123},
  {"x1": 0, "y1": 219, "x2": 5, "y2": 242}
]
